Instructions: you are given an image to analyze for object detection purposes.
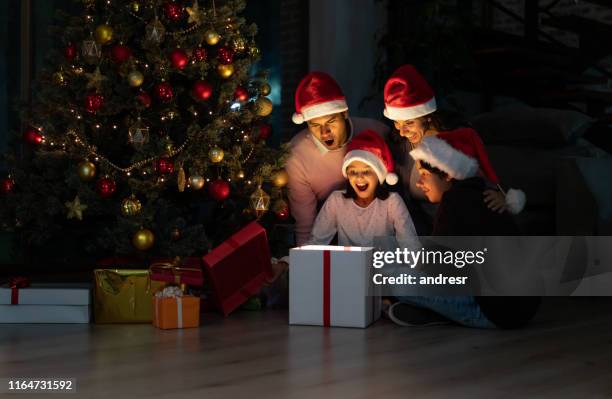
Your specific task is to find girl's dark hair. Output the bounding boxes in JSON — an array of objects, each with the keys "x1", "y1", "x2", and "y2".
[
  {"x1": 419, "y1": 160, "x2": 449, "y2": 180},
  {"x1": 343, "y1": 181, "x2": 391, "y2": 200}
]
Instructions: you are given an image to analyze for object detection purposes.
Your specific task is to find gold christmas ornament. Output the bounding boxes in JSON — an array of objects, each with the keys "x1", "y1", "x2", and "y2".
[
  {"x1": 94, "y1": 24, "x2": 113, "y2": 45},
  {"x1": 260, "y1": 82, "x2": 271, "y2": 96},
  {"x1": 128, "y1": 118, "x2": 150, "y2": 149},
  {"x1": 130, "y1": 1, "x2": 140, "y2": 12},
  {"x1": 249, "y1": 186, "x2": 271, "y2": 218},
  {"x1": 248, "y1": 44, "x2": 261, "y2": 58},
  {"x1": 209, "y1": 147, "x2": 225, "y2": 163},
  {"x1": 204, "y1": 29, "x2": 220, "y2": 45},
  {"x1": 77, "y1": 160, "x2": 97, "y2": 181},
  {"x1": 254, "y1": 97, "x2": 273, "y2": 117},
  {"x1": 177, "y1": 166, "x2": 186, "y2": 192},
  {"x1": 127, "y1": 70, "x2": 144, "y2": 87},
  {"x1": 271, "y1": 169, "x2": 289, "y2": 187},
  {"x1": 82, "y1": 38, "x2": 101, "y2": 64},
  {"x1": 65, "y1": 195, "x2": 88, "y2": 221},
  {"x1": 121, "y1": 195, "x2": 142, "y2": 217},
  {"x1": 237, "y1": 170, "x2": 245, "y2": 180},
  {"x1": 189, "y1": 175, "x2": 205, "y2": 190},
  {"x1": 145, "y1": 18, "x2": 166, "y2": 44},
  {"x1": 232, "y1": 36, "x2": 246, "y2": 52},
  {"x1": 85, "y1": 66, "x2": 107, "y2": 90},
  {"x1": 132, "y1": 228, "x2": 155, "y2": 251},
  {"x1": 52, "y1": 71, "x2": 66, "y2": 85},
  {"x1": 217, "y1": 63, "x2": 234, "y2": 79}
]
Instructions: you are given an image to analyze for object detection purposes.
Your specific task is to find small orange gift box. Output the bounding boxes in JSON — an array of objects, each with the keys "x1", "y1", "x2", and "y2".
[{"x1": 152, "y1": 287, "x2": 200, "y2": 329}]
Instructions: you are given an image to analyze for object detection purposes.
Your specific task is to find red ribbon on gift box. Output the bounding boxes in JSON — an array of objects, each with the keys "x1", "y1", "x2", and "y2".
[
  {"x1": 323, "y1": 251, "x2": 331, "y2": 327},
  {"x1": 8, "y1": 277, "x2": 30, "y2": 305}
]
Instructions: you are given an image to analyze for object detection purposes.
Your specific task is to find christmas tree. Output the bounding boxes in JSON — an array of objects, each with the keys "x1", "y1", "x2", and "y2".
[{"x1": 0, "y1": 0, "x2": 288, "y2": 266}]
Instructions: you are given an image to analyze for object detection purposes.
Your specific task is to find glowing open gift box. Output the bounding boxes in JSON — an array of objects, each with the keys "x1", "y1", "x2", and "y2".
[{"x1": 289, "y1": 245, "x2": 381, "y2": 328}]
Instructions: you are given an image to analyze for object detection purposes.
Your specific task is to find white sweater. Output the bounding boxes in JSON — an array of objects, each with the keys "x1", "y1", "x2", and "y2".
[{"x1": 306, "y1": 191, "x2": 420, "y2": 250}]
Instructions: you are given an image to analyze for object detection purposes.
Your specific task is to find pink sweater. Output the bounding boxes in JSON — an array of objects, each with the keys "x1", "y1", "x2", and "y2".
[{"x1": 286, "y1": 117, "x2": 390, "y2": 245}]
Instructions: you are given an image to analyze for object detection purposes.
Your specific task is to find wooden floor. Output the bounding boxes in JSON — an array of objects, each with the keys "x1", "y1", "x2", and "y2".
[{"x1": 1, "y1": 298, "x2": 611, "y2": 399}]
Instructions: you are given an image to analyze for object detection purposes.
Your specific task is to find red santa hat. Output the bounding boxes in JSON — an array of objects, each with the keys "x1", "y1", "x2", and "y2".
[
  {"x1": 410, "y1": 128, "x2": 526, "y2": 214},
  {"x1": 384, "y1": 64, "x2": 437, "y2": 121},
  {"x1": 292, "y1": 72, "x2": 349, "y2": 124},
  {"x1": 342, "y1": 129, "x2": 398, "y2": 185}
]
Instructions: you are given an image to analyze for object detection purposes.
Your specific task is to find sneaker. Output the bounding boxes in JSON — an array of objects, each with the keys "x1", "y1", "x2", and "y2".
[{"x1": 388, "y1": 302, "x2": 452, "y2": 327}]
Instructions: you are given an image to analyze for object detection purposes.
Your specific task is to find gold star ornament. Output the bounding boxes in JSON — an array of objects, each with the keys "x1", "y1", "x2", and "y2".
[
  {"x1": 65, "y1": 195, "x2": 88, "y2": 220},
  {"x1": 186, "y1": 0, "x2": 201, "y2": 24},
  {"x1": 85, "y1": 67, "x2": 107, "y2": 90}
]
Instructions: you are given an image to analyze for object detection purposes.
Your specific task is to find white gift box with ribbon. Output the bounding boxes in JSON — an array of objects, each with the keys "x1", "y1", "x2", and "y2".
[{"x1": 289, "y1": 245, "x2": 381, "y2": 328}]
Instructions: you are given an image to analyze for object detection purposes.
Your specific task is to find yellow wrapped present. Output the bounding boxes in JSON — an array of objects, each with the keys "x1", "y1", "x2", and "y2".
[{"x1": 94, "y1": 269, "x2": 166, "y2": 323}]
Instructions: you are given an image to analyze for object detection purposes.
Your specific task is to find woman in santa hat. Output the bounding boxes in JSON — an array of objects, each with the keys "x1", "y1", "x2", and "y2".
[{"x1": 383, "y1": 65, "x2": 525, "y2": 234}]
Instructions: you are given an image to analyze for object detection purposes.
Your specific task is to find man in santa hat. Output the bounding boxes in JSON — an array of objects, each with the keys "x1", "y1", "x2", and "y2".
[
  {"x1": 386, "y1": 129, "x2": 539, "y2": 329},
  {"x1": 286, "y1": 71, "x2": 389, "y2": 246}
]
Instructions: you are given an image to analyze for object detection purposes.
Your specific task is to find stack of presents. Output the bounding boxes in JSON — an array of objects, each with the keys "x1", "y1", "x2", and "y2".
[{"x1": 1, "y1": 222, "x2": 381, "y2": 329}]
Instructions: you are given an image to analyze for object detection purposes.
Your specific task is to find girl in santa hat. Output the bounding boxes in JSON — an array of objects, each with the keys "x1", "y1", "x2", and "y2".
[
  {"x1": 305, "y1": 129, "x2": 420, "y2": 251},
  {"x1": 383, "y1": 65, "x2": 525, "y2": 234}
]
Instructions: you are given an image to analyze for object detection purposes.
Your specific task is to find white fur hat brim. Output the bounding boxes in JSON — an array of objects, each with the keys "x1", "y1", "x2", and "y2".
[
  {"x1": 383, "y1": 97, "x2": 437, "y2": 121},
  {"x1": 342, "y1": 149, "x2": 397, "y2": 185},
  {"x1": 409, "y1": 136, "x2": 478, "y2": 180},
  {"x1": 293, "y1": 99, "x2": 348, "y2": 124}
]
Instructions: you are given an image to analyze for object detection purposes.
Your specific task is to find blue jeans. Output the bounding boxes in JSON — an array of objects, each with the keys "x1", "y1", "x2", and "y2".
[{"x1": 396, "y1": 296, "x2": 496, "y2": 329}]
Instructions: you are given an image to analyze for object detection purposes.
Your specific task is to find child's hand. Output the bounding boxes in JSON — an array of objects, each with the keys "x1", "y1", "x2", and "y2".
[
  {"x1": 483, "y1": 189, "x2": 506, "y2": 213},
  {"x1": 267, "y1": 261, "x2": 288, "y2": 284}
]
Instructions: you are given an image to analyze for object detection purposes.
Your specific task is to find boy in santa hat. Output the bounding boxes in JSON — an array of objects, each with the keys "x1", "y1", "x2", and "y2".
[
  {"x1": 386, "y1": 129, "x2": 539, "y2": 329},
  {"x1": 383, "y1": 64, "x2": 525, "y2": 234},
  {"x1": 285, "y1": 72, "x2": 390, "y2": 247}
]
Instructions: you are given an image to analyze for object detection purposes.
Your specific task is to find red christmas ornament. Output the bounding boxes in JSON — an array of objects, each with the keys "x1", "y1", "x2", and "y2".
[
  {"x1": 155, "y1": 82, "x2": 174, "y2": 102},
  {"x1": 217, "y1": 46, "x2": 235, "y2": 65},
  {"x1": 193, "y1": 47, "x2": 207, "y2": 62},
  {"x1": 257, "y1": 123, "x2": 272, "y2": 141},
  {"x1": 234, "y1": 86, "x2": 249, "y2": 102},
  {"x1": 163, "y1": 2, "x2": 184, "y2": 22},
  {"x1": 23, "y1": 127, "x2": 43, "y2": 145},
  {"x1": 96, "y1": 177, "x2": 116, "y2": 198},
  {"x1": 85, "y1": 93, "x2": 104, "y2": 113},
  {"x1": 192, "y1": 80, "x2": 213, "y2": 101},
  {"x1": 111, "y1": 44, "x2": 132, "y2": 63},
  {"x1": 208, "y1": 179, "x2": 230, "y2": 201},
  {"x1": 169, "y1": 48, "x2": 189, "y2": 70},
  {"x1": 275, "y1": 206, "x2": 289, "y2": 221},
  {"x1": 0, "y1": 177, "x2": 15, "y2": 195},
  {"x1": 64, "y1": 42, "x2": 77, "y2": 61},
  {"x1": 154, "y1": 157, "x2": 175, "y2": 174},
  {"x1": 137, "y1": 91, "x2": 152, "y2": 108}
]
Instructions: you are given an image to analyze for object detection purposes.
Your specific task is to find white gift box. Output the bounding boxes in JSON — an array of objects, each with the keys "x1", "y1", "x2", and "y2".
[
  {"x1": 289, "y1": 245, "x2": 381, "y2": 328},
  {"x1": 0, "y1": 283, "x2": 91, "y2": 324}
]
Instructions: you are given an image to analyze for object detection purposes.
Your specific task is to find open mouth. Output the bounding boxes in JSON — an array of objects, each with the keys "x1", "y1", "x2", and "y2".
[
  {"x1": 324, "y1": 138, "x2": 335, "y2": 147},
  {"x1": 355, "y1": 183, "x2": 369, "y2": 192}
]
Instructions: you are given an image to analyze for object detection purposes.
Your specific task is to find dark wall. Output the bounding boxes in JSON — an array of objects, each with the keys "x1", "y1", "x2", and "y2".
[{"x1": 0, "y1": 0, "x2": 22, "y2": 169}]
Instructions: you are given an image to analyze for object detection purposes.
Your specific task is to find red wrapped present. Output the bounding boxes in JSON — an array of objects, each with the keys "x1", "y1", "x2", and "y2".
[
  {"x1": 202, "y1": 221, "x2": 273, "y2": 316},
  {"x1": 149, "y1": 257, "x2": 204, "y2": 287}
]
